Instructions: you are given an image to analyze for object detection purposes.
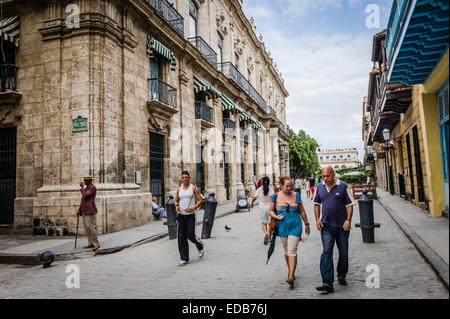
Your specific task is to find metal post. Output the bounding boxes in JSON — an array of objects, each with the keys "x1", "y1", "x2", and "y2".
[
  {"x1": 201, "y1": 193, "x2": 218, "y2": 239},
  {"x1": 355, "y1": 190, "x2": 380, "y2": 243},
  {"x1": 166, "y1": 195, "x2": 177, "y2": 239}
]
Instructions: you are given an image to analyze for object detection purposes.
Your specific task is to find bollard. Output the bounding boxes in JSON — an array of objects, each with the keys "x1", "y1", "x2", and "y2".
[
  {"x1": 166, "y1": 195, "x2": 177, "y2": 240},
  {"x1": 201, "y1": 192, "x2": 218, "y2": 239},
  {"x1": 355, "y1": 189, "x2": 380, "y2": 243}
]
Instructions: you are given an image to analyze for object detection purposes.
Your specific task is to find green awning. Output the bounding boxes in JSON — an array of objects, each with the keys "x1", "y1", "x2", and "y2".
[
  {"x1": 147, "y1": 36, "x2": 176, "y2": 71},
  {"x1": 0, "y1": 16, "x2": 20, "y2": 47},
  {"x1": 221, "y1": 93, "x2": 243, "y2": 113},
  {"x1": 251, "y1": 118, "x2": 264, "y2": 130},
  {"x1": 278, "y1": 137, "x2": 288, "y2": 146},
  {"x1": 239, "y1": 110, "x2": 251, "y2": 121},
  {"x1": 194, "y1": 73, "x2": 221, "y2": 98}
]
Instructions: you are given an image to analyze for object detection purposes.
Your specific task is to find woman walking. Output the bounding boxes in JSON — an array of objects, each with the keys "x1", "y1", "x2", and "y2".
[
  {"x1": 251, "y1": 177, "x2": 275, "y2": 245},
  {"x1": 269, "y1": 177, "x2": 310, "y2": 286}
]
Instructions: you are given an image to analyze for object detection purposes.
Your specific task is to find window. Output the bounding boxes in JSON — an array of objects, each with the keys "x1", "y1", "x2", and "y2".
[
  {"x1": 235, "y1": 53, "x2": 240, "y2": 71},
  {"x1": 189, "y1": 0, "x2": 198, "y2": 39},
  {"x1": 217, "y1": 32, "x2": 223, "y2": 71}
]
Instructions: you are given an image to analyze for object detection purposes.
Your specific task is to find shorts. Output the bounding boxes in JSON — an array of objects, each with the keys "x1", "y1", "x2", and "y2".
[
  {"x1": 310, "y1": 186, "x2": 316, "y2": 194},
  {"x1": 260, "y1": 207, "x2": 270, "y2": 224},
  {"x1": 281, "y1": 235, "x2": 301, "y2": 256}
]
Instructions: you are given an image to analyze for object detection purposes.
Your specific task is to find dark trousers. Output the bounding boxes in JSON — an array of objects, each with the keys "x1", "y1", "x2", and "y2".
[
  {"x1": 320, "y1": 224, "x2": 350, "y2": 288},
  {"x1": 177, "y1": 214, "x2": 204, "y2": 262}
]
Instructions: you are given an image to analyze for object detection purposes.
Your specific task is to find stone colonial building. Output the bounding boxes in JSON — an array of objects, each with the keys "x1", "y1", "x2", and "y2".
[
  {"x1": 0, "y1": 0, "x2": 291, "y2": 236},
  {"x1": 316, "y1": 148, "x2": 359, "y2": 170}
]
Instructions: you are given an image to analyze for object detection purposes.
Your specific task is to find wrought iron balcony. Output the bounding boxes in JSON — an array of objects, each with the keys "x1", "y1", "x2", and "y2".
[
  {"x1": 280, "y1": 124, "x2": 289, "y2": 136},
  {"x1": 266, "y1": 106, "x2": 276, "y2": 116},
  {"x1": 188, "y1": 37, "x2": 217, "y2": 69},
  {"x1": 223, "y1": 118, "x2": 236, "y2": 135},
  {"x1": 148, "y1": 78, "x2": 177, "y2": 109},
  {"x1": 195, "y1": 101, "x2": 213, "y2": 124},
  {"x1": 0, "y1": 64, "x2": 18, "y2": 92},
  {"x1": 219, "y1": 62, "x2": 267, "y2": 110},
  {"x1": 145, "y1": 0, "x2": 184, "y2": 38}
]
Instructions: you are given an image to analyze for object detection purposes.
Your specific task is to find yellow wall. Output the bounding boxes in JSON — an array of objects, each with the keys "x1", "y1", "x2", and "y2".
[{"x1": 419, "y1": 50, "x2": 449, "y2": 216}]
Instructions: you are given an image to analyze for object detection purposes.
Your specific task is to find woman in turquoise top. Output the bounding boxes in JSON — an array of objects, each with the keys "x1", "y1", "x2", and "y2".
[{"x1": 269, "y1": 176, "x2": 310, "y2": 287}]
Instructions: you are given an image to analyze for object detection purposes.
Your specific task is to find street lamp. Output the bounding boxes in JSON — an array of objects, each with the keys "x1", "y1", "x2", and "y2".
[{"x1": 382, "y1": 128, "x2": 394, "y2": 195}]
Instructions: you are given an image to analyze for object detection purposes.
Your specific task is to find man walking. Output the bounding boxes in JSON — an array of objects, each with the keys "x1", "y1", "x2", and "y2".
[
  {"x1": 294, "y1": 177, "x2": 302, "y2": 195},
  {"x1": 175, "y1": 171, "x2": 204, "y2": 266},
  {"x1": 313, "y1": 167, "x2": 355, "y2": 294},
  {"x1": 77, "y1": 175, "x2": 100, "y2": 251}
]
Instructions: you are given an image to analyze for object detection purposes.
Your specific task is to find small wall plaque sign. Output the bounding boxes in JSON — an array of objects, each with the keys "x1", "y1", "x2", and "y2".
[
  {"x1": 135, "y1": 171, "x2": 142, "y2": 185},
  {"x1": 72, "y1": 116, "x2": 88, "y2": 132}
]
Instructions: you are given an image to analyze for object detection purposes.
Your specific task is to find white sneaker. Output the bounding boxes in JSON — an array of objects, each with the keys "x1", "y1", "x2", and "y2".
[
  {"x1": 179, "y1": 260, "x2": 189, "y2": 266},
  {"x1": 198, "y1": 249, "x2": 205, "y2": 259}
]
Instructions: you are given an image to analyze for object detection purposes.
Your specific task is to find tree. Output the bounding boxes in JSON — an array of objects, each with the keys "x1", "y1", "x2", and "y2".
[{"x1": 288, "y1": 128, "x2": 320, "y2": 178}]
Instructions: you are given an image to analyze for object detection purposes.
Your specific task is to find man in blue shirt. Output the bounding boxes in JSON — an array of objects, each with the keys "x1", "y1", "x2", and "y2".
[{"x1": 313, "y1": 167, "x2": 355, "y2": 294}]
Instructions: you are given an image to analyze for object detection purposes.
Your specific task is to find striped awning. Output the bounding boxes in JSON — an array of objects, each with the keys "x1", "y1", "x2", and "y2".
[
  {"x1": 194, "y1": 73, "x2": 221, "y2": 98},
  {"x1": 239, "y1": 110, "x2": 251, "y2": 121},
  {"x1": 251, "y1": 118, "x2": 264, "y2": 130},
  {"x1": 0, "y1": 16, "x2": 20, "y2": 47},
  {"x1": 146, "y1": 36, "x2": 176, "y2": 71},
  {"x1": 221, "y1": 93, "x2": 243, "y2": 113},
  {"x1": 278, "y1": 137, "x2": 288, "y2": 146}
]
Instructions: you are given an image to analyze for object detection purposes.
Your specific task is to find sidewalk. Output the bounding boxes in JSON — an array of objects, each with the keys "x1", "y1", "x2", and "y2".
[
  {"x1": 376, "y1": 188, "x2": 449, "y2": 289},
  {"x1": 0, "y1": 202, "x2": 238, "y2": 265}
]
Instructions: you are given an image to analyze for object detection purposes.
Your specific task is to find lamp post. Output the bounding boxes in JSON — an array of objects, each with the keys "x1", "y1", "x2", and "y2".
[{"x1": 382, "y1": 128, "x2": 394, "y2": 195}]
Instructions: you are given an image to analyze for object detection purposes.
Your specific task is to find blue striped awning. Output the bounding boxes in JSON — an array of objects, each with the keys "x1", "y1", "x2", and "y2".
[
  {"x1": 147, "y1": 36, "x2": 176, "y2": 71},
  {"x1": 0, "y1": 16, "x2": 20, "y2": 47}
]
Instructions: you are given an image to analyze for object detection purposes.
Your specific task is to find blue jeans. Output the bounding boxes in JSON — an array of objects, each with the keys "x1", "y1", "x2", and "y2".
[
  {"x1": 320, "y1": 224, "x2": 350, "y2": 288},
  {"x1": 153, "y1": 207, "x2": 167, "y2": 218}
]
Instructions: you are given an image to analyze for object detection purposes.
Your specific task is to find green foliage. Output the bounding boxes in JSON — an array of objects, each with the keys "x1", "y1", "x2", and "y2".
[
  {"x1": 336, "y1": 167, "x2": 371, "y2": 184},
  {"x1": 288, "y1": 128, "x2": 320, "y2": 178}
]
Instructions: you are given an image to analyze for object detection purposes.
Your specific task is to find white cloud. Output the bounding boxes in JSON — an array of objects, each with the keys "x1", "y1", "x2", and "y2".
[{"x1": 278, "y1": 0, "x2": 343, "y2": 16}]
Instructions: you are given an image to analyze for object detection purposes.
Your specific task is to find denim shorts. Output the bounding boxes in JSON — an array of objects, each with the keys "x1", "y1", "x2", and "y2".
[{"x1": 260, "y1": 207, "x2": 270, "y2": 224}]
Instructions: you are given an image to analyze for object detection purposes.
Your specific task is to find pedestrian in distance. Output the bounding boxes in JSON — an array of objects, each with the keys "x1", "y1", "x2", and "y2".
[
  {"x1": 250, "y1": 176, "x2": 275, "y2": 245},
  {"x1": 305, "y1": 178, "x2": 311, "y2": 199},
  {"x1": 268, "y1": 176, "x2": 310, "y2": 287},
  {"x1": 309, "y1": 174, "x2": 316, "y2": 199},
  {"x1": 294, "y1": 177, "x2": 302, "y2": 195},
  {"x1": 175, "y1": 171, "x2": 205, "y2": 266},
  {"x1": 76, "y1": 175, "x2": 100, "y2": 251},
  {"x1": 314, "y1": 167, "x2": 355, "y2": 294},
  {"x1": 256, "y1": 177, "x2": 263, "y2": 190}
]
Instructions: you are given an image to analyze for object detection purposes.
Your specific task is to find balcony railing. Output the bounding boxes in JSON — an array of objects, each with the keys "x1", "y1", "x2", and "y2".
[
  {"x1": 219, "y1": 62, "x2": 267, "y2": 110},
  {"x1": 266, "y1": 106, "x2": 276, "y2": 116},
  {"x1": 148, "y1": 78, "x2": 177, "y2": 109},
  {"x1": 223, "y1": 118, "x2": 236, "y2": 135},
  {"x1": 280, "y1": 124, "x2": 289, "y2": 136},
  {"x1": 146, "y1": 0, "x2": 184, "y2": 38},
  {"x1": 188, "y1": 37, "x2": 217, "y2": 69},
  {"x1": 0, "y1": 64, "x2": 18, "y2": 92},
  {"x1": 195, "y1": 101, "x2": 213, "y2": 123}
]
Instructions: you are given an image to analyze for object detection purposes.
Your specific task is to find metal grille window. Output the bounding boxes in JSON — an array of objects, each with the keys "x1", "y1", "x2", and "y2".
[
  {"x1": 189, "y1": 0, "x2": 197, "y2": 38},
  {"x1": 0, "y1": 127, "x2": 16, "y2": 225},
  {"x1": 150, "y1": 132, "x2": 165, "y2": 206}
]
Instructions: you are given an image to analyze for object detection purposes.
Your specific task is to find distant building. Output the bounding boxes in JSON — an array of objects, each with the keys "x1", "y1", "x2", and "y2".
[{"x1": 316, "y1": 148, "x2": 359, "y2": 170}]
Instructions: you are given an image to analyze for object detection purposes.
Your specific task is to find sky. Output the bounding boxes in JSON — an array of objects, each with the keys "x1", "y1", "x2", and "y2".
[{"x1": 242, "y1": 0, "x2": 393, "y2": 161}]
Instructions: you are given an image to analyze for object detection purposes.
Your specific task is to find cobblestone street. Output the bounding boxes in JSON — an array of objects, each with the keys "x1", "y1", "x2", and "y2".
[{"x1": 0, "y1": 193, "x2": 447, "y2": 299}]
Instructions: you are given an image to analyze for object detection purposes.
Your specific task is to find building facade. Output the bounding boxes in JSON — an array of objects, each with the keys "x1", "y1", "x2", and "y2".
[
  {"x1": 316, "y1": 148, "x2": 359, "y2": 170},
  {"x1": 0, "y1": 0, "x2": 291, "y2": 236},
  {"x1": 363, "y1": 0, "x2": 448, "y2": 217}
]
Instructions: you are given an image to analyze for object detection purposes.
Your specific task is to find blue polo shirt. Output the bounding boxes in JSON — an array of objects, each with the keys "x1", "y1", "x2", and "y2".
[{"x1": 313, "y1": 179, "x2": 355, "y2": 228}]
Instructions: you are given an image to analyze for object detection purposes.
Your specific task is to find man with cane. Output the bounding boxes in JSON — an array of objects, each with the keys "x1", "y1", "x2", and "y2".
[{"x1": 76, "y1": 175, "x2": 100, "y2": 251}]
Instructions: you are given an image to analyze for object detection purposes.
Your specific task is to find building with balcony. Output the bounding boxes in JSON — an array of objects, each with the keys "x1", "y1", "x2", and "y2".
[
  {"x1": 316, "y1": 148, "x2": 359, "y2": 170},
  {"x1": 0, "y1": 0, "x2": 290, "y2": 235},
  {"x1": 363, "y1": 0, "x2": 448, "y2": 217}
]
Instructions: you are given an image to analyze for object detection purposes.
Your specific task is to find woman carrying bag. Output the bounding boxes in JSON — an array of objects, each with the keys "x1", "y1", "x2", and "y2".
[{"x1": 269, "y1": 176, "x2": 310, "y2": 287}]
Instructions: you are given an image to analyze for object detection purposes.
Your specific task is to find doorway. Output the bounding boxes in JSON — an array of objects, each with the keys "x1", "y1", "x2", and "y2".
[
  {"x1": 149, "y1": 132, "x2": 165, "y2": 206},
  {"x1": 0, "y1": 127, "x2": 16, "y2": 225},
  {"x1": 412, "y1": 126, "x2": 425, "y2": 203}
]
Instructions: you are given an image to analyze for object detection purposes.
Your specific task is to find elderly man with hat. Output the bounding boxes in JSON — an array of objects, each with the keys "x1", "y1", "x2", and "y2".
[{"x1": 77, "y1": 175, "x2": 100, "y2": 251}]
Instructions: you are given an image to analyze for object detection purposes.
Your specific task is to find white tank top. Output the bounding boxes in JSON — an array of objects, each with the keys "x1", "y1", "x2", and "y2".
[{"x1": 179, "y1": 184, "x2": 196, "y2": 215}]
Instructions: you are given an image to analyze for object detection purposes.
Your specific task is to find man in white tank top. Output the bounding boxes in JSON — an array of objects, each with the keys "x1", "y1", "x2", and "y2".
[{"x1": 174, "y1": 171, "x2": 204, "y2": 265}]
